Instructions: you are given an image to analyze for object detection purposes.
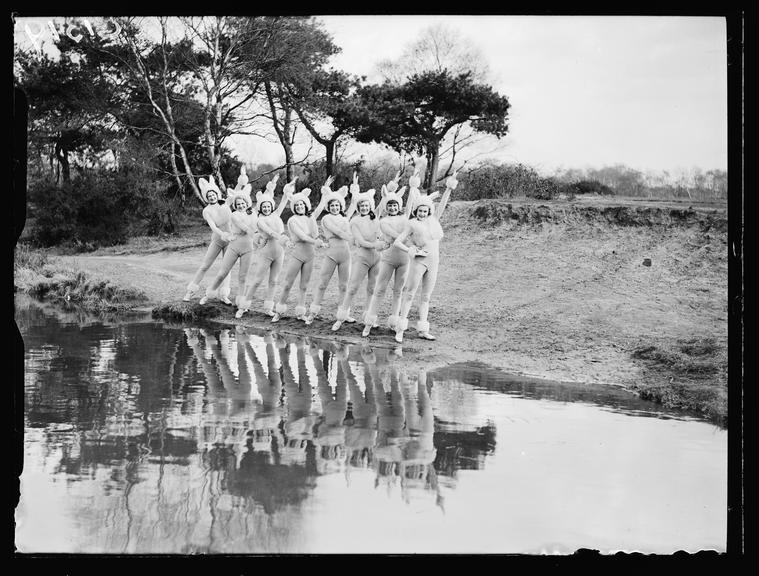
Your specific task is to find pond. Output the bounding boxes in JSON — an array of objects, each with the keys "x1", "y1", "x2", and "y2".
[{"x1": 14, "y1": 295, "x2": 726, "y2": 554}]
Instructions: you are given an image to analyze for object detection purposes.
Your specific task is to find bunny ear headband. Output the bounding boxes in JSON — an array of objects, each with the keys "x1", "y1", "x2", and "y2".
[
  {"x1": 323, "y1": 186, "x2": 348, "y2": 212},
  {"x1": 234, "y1": 166, "x2": 252, "y2": 194},
  {"x1": 354, "y1": 188, "x2": 377, "y2": 212},
  {"x1": 412, "y1": 191, "x2": 437, "y2": 215},
  {"x1": 289, "y1": 187, "x2": 312, "y2": 212},
  {"x1": 198, "y1": 175, "x2": 222, "y2": 203},
  {"x1": 381, "y1": 183, "x2": 407, "y2": 210},
  {"x1": 255, "y1": 189, "x2": 277, "y2": 212},
  {"x1": 228, "y1": 188, "x2": 253, "y2": 211}
]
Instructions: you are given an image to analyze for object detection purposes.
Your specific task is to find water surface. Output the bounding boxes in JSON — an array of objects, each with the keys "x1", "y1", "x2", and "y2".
[{"x1": 15, "y1": 295, "x2": 726, "y2": 554}]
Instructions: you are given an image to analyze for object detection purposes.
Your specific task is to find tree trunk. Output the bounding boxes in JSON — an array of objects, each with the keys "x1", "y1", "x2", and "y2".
[
  {"x1": 55, "y1": 139, "x2": 70, "y2": 183},
  {"x1": 282, "y1": 108, "x2": 294, "y2": 181},
  {"x1": 424, "y1": 141, "x2": 440, "y2": 190},
  {"x1": 325, "y1": 140, "x2": 335, "y2": 177},
  {"x1": 168, "y1": 140, "x2": 184, "y2": 199}
]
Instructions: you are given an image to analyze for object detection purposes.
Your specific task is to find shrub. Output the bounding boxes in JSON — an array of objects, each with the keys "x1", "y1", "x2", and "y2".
[
  {"x1": 27, "y1": 168, "x2": 181, "y2": 249},
  {"x1": 457, "y1": 163, "x2": 562, "y2": 201},
  {"x1": 573, "y1": 180, "x2": 615, "y2": 195}
]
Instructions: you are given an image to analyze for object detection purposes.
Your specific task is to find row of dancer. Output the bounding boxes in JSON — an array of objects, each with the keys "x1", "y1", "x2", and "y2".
[{"x1": 183, "y1": 167, "x2": 458, "y2": 343}]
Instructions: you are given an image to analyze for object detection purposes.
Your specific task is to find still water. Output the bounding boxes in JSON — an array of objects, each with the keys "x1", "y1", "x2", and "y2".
[{"x1": 15, "y1": 295, "x2": 726, "y2": 554}]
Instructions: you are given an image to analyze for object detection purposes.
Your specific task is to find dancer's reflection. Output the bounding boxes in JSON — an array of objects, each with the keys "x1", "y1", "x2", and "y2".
[
  {"x1": 195, "y1": 328, "x2": 248, "y2": 465},
  {"x1": 235, "y1": 326, "x2": 282, "y2": 461},
  {"x1": 243, "y1": 332, "x2": 282, "y2": 412},
  {"x1": 312, "y1": 342, "x2": 349, "y2": 474},
  {"x1": 279, "y1": 336, "x2": 317, "y2": 471},
  {"x1": 344, "y1": 345, "x2": 378, "y2": 472},
  {"x1": 372, "y1": 363, "x2": 408, "y2": 488},
  {"x1": 399, "y1": 369, "x2": 440, "y2": 507}
]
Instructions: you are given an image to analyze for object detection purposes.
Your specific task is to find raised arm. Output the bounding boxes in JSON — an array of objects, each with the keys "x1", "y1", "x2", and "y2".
[
  {"x1": 436, "y1": 171, "x2": 458, "y2": 219},
  {"x1": 311, "y1": 176, "x2": 334, "y2": 220},
  {"x1": 276, "y1": 176, "x2": 297, "y2": 217},
  {"x1": 404, "y1": 186, "x2": 418, "y2": 217},
  {"x1": 345, "y1": 172, "x2": 360, "y2": 219}
]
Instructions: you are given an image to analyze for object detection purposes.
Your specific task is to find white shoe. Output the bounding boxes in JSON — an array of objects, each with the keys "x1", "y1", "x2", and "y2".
[
  {"x1": 331, "y1": 320, "x2": 342, "y2": 332},
  {"x1": 221, "y1": 296, "x2": 233, "y2": 305},
  {"x1": 345, "y1": 316, "x2": 356, "y2": 323},
  {"x1": 199, "y1": 296, "x2": 209, "y2": 305},
  {"x1": 418, "y1": 332, "x2": 436, "y2": 341},
  {"x1": 395, "y1": 330, "x2": 404, "y2": 343},
  {"x1": 182, "y1": 292, "x2": 193, "y2": 302},
  {"x1": 271, "y1": 312, "x2": 281, "y2": 323},
  {"x1": 235, "y1": 309, "x2": 247, "y2": 319},
  {"x1": 362, "y1": 325, "x2": 372, "y2": 337},
  {"x1": 264, "y1": 309, "x2": 275, "y2": 317}
]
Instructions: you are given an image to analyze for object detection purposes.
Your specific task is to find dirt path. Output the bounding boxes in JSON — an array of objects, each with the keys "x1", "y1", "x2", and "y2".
[{"x1": 55, "y1": 199, "x2": 728, "y2": 403}]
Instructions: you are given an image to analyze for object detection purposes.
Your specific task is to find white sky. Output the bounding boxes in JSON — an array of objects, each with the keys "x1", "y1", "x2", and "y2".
[
  {"x1": 14, "y1": 15, "x2": 728, "y2": 174},
  {"x1": 315, "y1": 15, "x2": 728, "y2": 174}
]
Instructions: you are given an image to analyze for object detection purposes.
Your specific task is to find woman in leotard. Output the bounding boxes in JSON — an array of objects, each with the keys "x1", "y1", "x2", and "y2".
[
  {"x1": 183, "y1": 175, "x2": 233, "y2": 304},
  {"x1": 271, "y1": 187, "x2": 326, "y2": 322},
  {"x1": 332, "y1": 176, "x2": 403, "y2": 332},
  {"x1": 361, "y1": 171, "x2": 415, "y2": 337},
  {"x1": 392, "y1": 172, "x2": 458, "y2": 342},
  {"x1": 234, "y1": 174, "x2": 296, "y2": 319},
  {"x1": 199, "y1": 184, "x2": 259, "y2": 306},
  {"x1": 302, "y1": 176, "x2": 354, "y2": 326}
]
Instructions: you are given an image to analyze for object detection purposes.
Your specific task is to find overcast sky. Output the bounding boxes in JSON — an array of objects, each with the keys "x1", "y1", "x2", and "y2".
[
  {"x1": 15, "y1": 15, "x2": 728, "y2": 174},
  {"x1": 315, "y1": 15, "x2": 728, "y2": 174}
]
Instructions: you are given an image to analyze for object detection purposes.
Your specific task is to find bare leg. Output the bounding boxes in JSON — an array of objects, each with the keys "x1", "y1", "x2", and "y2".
[
  {"x1": 335, "y1": 260, "x2": 367, "y2": 331},
  {"x1": 396, "y1": 263, "x2": 425, "y2": 342},
  {"x1": 201, "y1": 248, "x2": 238, "y2": 304},
  {"x1": 363, "y1": 261, "x2": 395, "y2": 335},
  {"x1": 305, "y1": 257, "x2": 337, "y2": 324},
  {"x1": 296, "y1": 259, "x2": 314, "y2": 318},
  {"x1": 416, "y1": 262, "x2": 439, "y2": 339},
  {"x1": 272, "y1": 258, "x2": 303, "y2": 321},
  {"x1": 185, "y1": 240, "x2": 224, "y2": 300}
]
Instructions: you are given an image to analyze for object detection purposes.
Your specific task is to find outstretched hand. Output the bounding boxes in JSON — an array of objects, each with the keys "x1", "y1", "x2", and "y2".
[
  {"x1": 446, "y1": 170, "x2": 459, "y2": 190},
  {"x1": 283, "y1": 176, "x2": 298, "y2": 196},
  {"x1": 265, "y1": 173, "x2": 280, "y2": 194},
  {"x1": 386, "y1": 170, "x2": 401, "y2": 194},
  {"x1": 321, "y1": 175, "x2": 335, "y2": 195},
  {"x1": 349, "y1": 171, "x2": 360, "y2": 195},
  {"x1": 409, "y1": 169, "x2": 421, "y2": 189}
]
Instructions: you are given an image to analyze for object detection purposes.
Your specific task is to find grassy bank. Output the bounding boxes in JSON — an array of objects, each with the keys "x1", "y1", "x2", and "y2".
[
  {"x1": 14, "y1": 243, "x2": 148, "y2": 312},
  {"x1": 629, "y1": 337, "x2": 728, "y2": 426}
]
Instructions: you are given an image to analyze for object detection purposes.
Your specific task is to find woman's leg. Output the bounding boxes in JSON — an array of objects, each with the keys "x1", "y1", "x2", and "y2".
[
  {"x1": 364, "y1": 260, "x2": 380, "y2": 319},
  {"x1": 363, "y1": 262, "x2": 395, "y2": 335},
  {"x1": 272, "y1": 257, "x2": 302, "y2": 321},
  {"x1": 297, "y1": 259, "x2": 315, "y2": 319},
  {"x1": 217, "y1": 246, "x2": 232, "y2": 302},
  {"x1": 263, "y1": 254, "x2": 284, "y2": 316},
  {"x1": 238, "y1": 257, "x2": 269, "y2": 314},
  {"x1": 305, "y1": 257, "x2": 337, "y2": 324},
  {"x1": 184, "y1": 240, "x2": 223, "y2": 300},
  {"x1": 416, "y1": 261, "x2": 440, "y2": 339},
  {"x1": 334, "y1": 260, "x2": 368, "y2": 331},
  {"x1": 200, "y1": 248, "x2": 239, "y2": 304},
  {"x1": 395, "y1": 262, "x2": 426, "y2": 342},
  {"x1": 388, "y1": 260, "x2": 410, "y2": 329},
  {"x1": 236, "y1": 251, "x2": 254, "y2": 306}
]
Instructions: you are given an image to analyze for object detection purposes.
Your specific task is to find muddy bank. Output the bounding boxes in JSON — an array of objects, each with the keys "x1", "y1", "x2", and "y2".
[
  {"x1": 469, "y1": 199, "x2": 727, "y2": 231},
  {"x1": 30, "y1": 197, "x2": 728, "y2": 424}
]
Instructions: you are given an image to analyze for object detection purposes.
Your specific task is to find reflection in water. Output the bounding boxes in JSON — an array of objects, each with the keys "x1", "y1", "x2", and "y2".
[{"x1": 15, "y1": 295, "x2": 727, "y2": 554}]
